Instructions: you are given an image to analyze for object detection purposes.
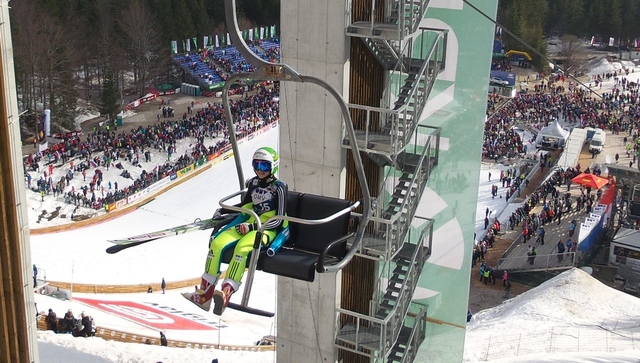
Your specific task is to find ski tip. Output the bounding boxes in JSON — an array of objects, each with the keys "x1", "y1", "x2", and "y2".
[
  {"x1": 106, "y1": 241, "x2": 145, "y2": 254},
  {"x1": 106, "y1": 245, "x2": 125, "y2": 254}
]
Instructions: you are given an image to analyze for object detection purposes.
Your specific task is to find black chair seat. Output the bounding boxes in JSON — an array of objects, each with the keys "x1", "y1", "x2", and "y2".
[{"x1": 259, "y1": 249, "x2": 340, "y2": 282}]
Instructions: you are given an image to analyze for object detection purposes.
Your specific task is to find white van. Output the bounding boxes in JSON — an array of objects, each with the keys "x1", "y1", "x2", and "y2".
[{"x1": 589, "y1": 129, "x2": 606, "y2": 153}]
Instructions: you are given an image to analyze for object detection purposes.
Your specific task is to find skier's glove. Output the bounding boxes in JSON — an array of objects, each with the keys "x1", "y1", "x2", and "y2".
[
  {"x1": 212, "y1": 208, "x2": 223, "y2": 219},
  {"x1": 235, "y1": 222, "x2": 256, "y2": 235}
]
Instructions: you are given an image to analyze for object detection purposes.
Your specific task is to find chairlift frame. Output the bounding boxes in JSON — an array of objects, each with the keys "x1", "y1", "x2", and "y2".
[{"x1": 217, "y1": 0, "x2": 372, "y2": 316}]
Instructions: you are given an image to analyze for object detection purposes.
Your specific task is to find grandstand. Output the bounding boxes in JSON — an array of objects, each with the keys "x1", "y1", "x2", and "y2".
[{"x1": 173, "y1": 38, "x2": 281, "y2": 92}]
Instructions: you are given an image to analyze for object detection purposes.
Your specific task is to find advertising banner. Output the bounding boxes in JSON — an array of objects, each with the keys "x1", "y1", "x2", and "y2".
[
  {"x1": 177, "y1": 164, "x2": 194, "y2": 178},
  {"x1": 489, "y1": 70, "x2": 516, "y2": 86},
  {"x1": 74, "y1": 298, "x2": 216, "y2": 331}
]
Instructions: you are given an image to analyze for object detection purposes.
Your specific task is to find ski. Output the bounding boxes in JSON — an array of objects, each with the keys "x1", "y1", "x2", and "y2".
[{"x1": 106, "y1": 214, "x2": 237, "y2": 254}]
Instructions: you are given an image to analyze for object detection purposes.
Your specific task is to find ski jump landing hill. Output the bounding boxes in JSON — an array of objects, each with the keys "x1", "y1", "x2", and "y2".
[{"x1": 32, "y1": 124, "x2": 281, "y2": 351}]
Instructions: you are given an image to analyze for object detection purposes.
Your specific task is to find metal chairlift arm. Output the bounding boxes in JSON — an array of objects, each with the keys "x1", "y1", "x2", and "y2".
[{"x1": 218, "y1": 189, "x2": 263, "y2": 230}]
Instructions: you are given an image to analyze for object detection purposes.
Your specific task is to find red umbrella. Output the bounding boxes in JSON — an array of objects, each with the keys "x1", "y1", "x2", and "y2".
[{"x1": 571, "y1": 173, "x2": 609, "y2": 189}]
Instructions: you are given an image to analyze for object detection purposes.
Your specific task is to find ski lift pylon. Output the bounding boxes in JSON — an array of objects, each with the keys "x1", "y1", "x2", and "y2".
[{"x1": 217, "y1": 0, "x2": 372, "y2": 317}]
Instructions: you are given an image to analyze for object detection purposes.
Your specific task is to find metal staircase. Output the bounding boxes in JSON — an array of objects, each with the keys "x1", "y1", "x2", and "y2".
[
  {"x1": 346, "y1": 0, "x2": 430, "y2": 39},
  {"x1": 336, "y1": 0, "x2": 445, "y2": 361},
  {"x1": 357, "y1": 124, "x2": 439, "y2": 260},
  {"x1": 344, "y1": 30, "x2": 446, "y2": 157},
  {"x1": 336, "y1": 218, "x2": 432, "y2": 361}
]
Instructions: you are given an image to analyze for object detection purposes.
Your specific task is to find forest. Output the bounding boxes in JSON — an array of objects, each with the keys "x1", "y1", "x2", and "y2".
[
  {"x1": 10, "y1": 0, "x2": 278, "y2": 132},
  {"x1": 498, "y1": 0, "x2": 640, "y2": 71},
  {"x1": 8, "y1": 0, "x2": 639, "y2": 133}
]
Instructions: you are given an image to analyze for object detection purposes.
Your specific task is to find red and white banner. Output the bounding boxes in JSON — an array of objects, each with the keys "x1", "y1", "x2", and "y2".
[{"x1": 75, "y1": 297, "x2": 216, "y2": 331}]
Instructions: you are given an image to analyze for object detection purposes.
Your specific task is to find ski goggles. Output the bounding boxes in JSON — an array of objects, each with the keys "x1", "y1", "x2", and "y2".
[{"x1": 252, "y1": 160, "x2": 272, "y2": 172}]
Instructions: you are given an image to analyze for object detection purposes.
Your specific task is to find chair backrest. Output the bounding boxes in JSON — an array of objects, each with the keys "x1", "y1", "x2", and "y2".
[
  {"x1": 292, "y1": 194, "x2": 352, "y2": 256},
  {"x1": 286, "y1": 191, "x2": 302, "y2": 219}
]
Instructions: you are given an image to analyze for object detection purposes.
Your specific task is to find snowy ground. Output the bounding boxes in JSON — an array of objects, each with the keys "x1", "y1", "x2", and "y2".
[{"x1": 33, "y1": 57, "x2": 640, "y2": 362}]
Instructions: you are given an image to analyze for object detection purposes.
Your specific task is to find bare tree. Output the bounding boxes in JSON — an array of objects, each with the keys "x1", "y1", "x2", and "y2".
[
  {"x1": 12, "y1": 1, "x2": 78, "y2": 132},
  {"x1": 558, "y1": 34, "x2": 586, "y2": 76},
  {"x1": 11, "y1": 0, "x2": 43, "y2": 119},
  {"x1": 119, "y1": 0, "x2": 166, "y2": 96}
]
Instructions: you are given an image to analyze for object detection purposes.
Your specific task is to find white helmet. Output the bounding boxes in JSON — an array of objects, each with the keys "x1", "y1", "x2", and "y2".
[{"x1": 252, "y1": 147, "x2": 279, "y2": 175}]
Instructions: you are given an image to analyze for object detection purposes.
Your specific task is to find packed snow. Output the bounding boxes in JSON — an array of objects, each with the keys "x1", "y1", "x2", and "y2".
[{"x1": 464, "y1": 269, "x2": 640, "y2": 362}]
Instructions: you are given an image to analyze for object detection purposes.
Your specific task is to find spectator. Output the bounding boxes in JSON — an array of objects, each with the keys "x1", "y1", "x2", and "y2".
[
  {"x1": 503, "y1": 279, "x2": 512, "y2": 299},
  {"x1": 32, "y1": 264, "x2": 38, "y2": 288},
  {"x1": 537, "y1": 226, "x2": 545, "y2": 245},
  {"x1": 45, "y1": 308, "x2": 58, "y2": 333},
  {"x1": 160, "y1": 331, "x2": 168, "y2": 347},
  {"x1": 565, "y1": 239, "x2": 573, "y2": 256},
  {"x1": 80, "y1": 312, "x2": 92, "y2": 337},
  {"x1": 568, "y1": 220, "x2": 576, "y2": 237},
  {"x1": 147, "y1": 286, "x2": 153, "y2": 293},
  {"x1": 90, "y1": 316, "x2": 96, "y2": 336},
  {"x1": 161, "y1": 278, "x2": 166, "y2": 294},
  {"x1": 63, "y1": 309, "x2": 76, "y2": 334},
  {"x1": 557, "y1": 240, "x2": 565, "y2": 262},
  {"x1": 527, "y1": 245, "x2": 537, "y2": 265}
]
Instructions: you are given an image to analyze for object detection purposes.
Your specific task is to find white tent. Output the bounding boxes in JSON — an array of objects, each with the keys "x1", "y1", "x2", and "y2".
[{"x1": 535, "y1": 121, "x2": 570, "y2": 150}]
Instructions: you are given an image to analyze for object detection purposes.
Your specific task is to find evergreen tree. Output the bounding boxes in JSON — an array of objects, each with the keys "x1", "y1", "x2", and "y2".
[
  {"x1": 608, "y1": 0, "x2": 623, "y2": 44},
  {"x1": 498, "y1": 0, "x2": 548, "y2": 71},
  {"x1": 621, "y1": 0, "x2": 640, "y2": 43},
  {"x1": 53, "y1": 68, "x2": 79, "y2": 131},
  {"x1": 564, "y1": 0, "x2": 586, "y2": 37},
  {"x1": 240, "y1": 0, "x2": 280, "y2": 26},
  {"x1": 98, "y1": 72, "x2": 119, "y2": 121}
]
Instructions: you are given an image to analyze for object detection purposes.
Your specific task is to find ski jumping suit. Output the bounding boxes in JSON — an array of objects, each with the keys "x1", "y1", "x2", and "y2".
[{"x1": 206, "y1": 176, "x2": 288, "y2": 290}]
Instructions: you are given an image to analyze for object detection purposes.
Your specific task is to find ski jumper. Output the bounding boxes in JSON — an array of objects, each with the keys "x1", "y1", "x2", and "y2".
[{"x1": 206, "y1": 176, "x2": 288, "y2": 289}]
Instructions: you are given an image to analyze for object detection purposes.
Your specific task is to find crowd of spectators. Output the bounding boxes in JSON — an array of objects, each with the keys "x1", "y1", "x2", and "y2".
[
  {"x1": 178, "y1": 39, "x2": 279, "y2": 85},
  {"x1": 483, "y1": 69, "x2": 640, "y2": 164},
  {"x1": 500, "y1": 164, "x2": 600, "y2": 252},
  {"x1": 475, "y1": 67, "x2": 640, "y2": 270},
  {"x1": 45, "y1": 308, "x2": 95, "y2": 338},
  {"x1": 24, "y1": 82, "x2": 280, "y2": 213}
]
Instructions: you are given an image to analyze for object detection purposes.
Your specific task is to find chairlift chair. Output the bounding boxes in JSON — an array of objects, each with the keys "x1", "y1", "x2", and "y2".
[{"x1": 215, "y1": 0, "x2": 372, "y2": 317}]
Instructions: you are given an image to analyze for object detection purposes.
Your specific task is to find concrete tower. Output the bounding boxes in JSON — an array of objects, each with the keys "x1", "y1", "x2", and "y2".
[{"x1": 276, "y1": 0, "x2": 498, "y2": 362}]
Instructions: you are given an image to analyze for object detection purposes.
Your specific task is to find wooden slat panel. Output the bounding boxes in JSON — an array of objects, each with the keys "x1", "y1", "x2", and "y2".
[
  {"x1": 340, "y1": 4, "x2": 385, "y2": 361},
  {"x1": 0, "y1": 41, "x2": 30, "y2": 362},
  {"x1": 45, "y1": 278, "x2": 200, "y2": 294}
]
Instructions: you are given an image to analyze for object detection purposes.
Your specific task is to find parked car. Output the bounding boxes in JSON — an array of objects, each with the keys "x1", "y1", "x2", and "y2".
[{"x1": 490, "y1": 77, "x2": 509, "y2": 86}]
